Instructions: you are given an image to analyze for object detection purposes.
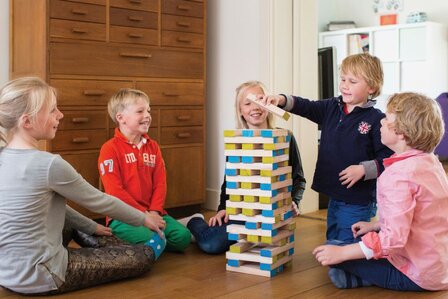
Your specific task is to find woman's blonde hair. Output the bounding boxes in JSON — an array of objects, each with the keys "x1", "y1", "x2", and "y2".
[
  {"x1": 0, "y1": 77, "x2": 56, "y2": 144},
  {"x1": 235, "y1": 80, "x2": 273, "y2": 129},
  {"x1": 340, "y1": 53, "x2": 383, "y2": 98},
  {"x1": 108, "y1": 88, "x2": 150, "y2": 124},
  {"x1": 387, "y1": 92, "x2": 444, "y2": 153}
]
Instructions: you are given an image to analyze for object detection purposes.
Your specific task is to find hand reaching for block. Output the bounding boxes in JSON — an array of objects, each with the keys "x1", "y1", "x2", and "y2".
[{"x1": 246, "y1": 93, "x2": 290, "y2": 121}]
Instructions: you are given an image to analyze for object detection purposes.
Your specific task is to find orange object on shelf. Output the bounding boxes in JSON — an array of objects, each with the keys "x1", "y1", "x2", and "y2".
[{"x1": 380, "y1": 14, "x2": 397, "y2": 26}]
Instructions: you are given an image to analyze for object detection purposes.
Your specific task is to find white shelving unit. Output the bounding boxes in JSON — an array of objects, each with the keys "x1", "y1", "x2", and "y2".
[{"x1": 319, "y1": 22, "x2": 448, "y2": 111}]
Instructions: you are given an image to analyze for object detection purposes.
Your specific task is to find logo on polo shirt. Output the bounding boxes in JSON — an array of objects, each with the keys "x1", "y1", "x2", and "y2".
[
  {"x1": 358, "y1": 121, "x2": 371, "y2": 134},
  {"x1": 143, "y1": 153, "x2": 156, "y2": 167}
]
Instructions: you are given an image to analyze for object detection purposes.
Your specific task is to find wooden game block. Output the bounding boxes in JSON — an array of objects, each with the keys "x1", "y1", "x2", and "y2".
[
  {"x1": 260, "y1": 179, "x2": 293, "y2": 191},
  {"x1": 226, "y1": 199, "x2": 277, "y2": 211},
  {"x1": 242, "y1": 208, "x2": 260, "y2": 216},
  {"x1": 262, "y1": 142, "x2": 289, "y2": 150},
  {"x1": 226, "y1": 188, "x2": 279, "y2": 198},
  {"x1": 242, "y1": 143, "x2": 263, "y2": 150},
  {"x1": 224, "y1": 149, "x2": 281, "y2": 158},
  {"x1": 229, "y1": 213, "x2": 277, "y2": 224},
  {"x1": 226, "y1": 249, "x2": 272, "y2": 264},
  {"x1": 260, "y1": 241, "x2": 295, "y2": 257},
  {"x1": 247, "y1": 234, "x2": 260, "y2": 243},
  {"x1": 260, "y1": 128, "x2": 290, "y2": 137},
  {"x1": 225, "y1": 207, "x2": 242, "y2": 215},
  {"x1": 261, "y1": 204, "x2": 292, "y2": 217},
  {"x1": 244, "y1": 92, "x2": 292, "y2": 122},
  {"x1": 262, "y1": 154, "x2": 289, "y2": 164},
  {"x1": 245, "y1": 222, "x2": 261, "y2": 229},
  {"x1": 259, "y1": 255, "x2": 293, "y2": 271},
  {"x1": 260, "y1": 166, "x2": 292, "y2": 177},
  {"x1": 229, "y1": 195, "x2": 242, "y2": 202},
  {"x1": 261, "y1": 217, "x2": 294, "y2": 231},
  {"x1": 225, "y1": 143, "x2": 242, "y2": 150},
  {"x1": 226, "y1": 174, "x2": 278, "y2": 184},
  {"x1": 226, "y1": 161, "x2": 277, "y2": 171},
  {"x1": 229, "y1": 241, "x2": 257, "y2": 253},
  {"x1": 260, "y1": 229, "x2": 294, "y2": 245},
  {"x1": 226, "y1": 263, "x2": 274, "y2": 277},
  {"x1": 227, "y1": 224, "x2": 277, "y2": 237},
  {"x1": 258, "y1": 192, "x2": 291, "y2": 204}
]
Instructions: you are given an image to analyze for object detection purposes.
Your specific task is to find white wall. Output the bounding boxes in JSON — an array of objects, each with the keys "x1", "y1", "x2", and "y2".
[
  {"x1": 0, "y1": 1, "x2": 9, "y2": 86},
  {"x1": 318, "y1": 0, "x2": 448, "y2": 31}
]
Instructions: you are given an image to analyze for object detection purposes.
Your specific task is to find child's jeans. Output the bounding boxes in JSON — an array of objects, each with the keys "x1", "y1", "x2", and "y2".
[
  {"x1": 326, "y1": 198, "x2": 374, "y2": 243},
  {"x1": 187, "y1": 217, "x2": 240, "y2": 254}
]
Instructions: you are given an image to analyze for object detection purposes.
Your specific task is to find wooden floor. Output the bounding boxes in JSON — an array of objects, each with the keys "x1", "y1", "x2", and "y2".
[{"x1": 1, "y1": 210, "x2": 447, "y2": 299}]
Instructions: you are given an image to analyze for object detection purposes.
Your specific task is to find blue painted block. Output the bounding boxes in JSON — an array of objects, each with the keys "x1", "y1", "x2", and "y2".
[
  {"x1": 228, "y1": 156, "x2": 240, "y2": 163},
  {"x1": 242, "y1": 129, "x2": 254, "y2": 137},
  {"x1": 287, "y1": 186, "x2": 292, "y2": 192},
  {"x1": 289, "y1": 235, "x2": 295, "y2": 242},
  {"x1": 245, "y1": 222, "x2": 258, "y2": 229},
  {"x1": 289, "y1": 248, "x2": 295, "y2": 255},
  {"x1": 278, "y1": 174, "x2": 285, "y2": 181},
  {"x1": 272, "y1": 203, "x2": 278, "y2": 209},
  {"x1": 260, "y1": 183, "x2": 272, "y2": 190},
  {"x1": 242, "y1": 156, "x2": 254, "y2": 163},
  {"x1": 261, "y1": 130, "x2": 273, "y2": 137},
  {"x1": 285, "y1": 135, "x2": 291, "y2": 142},
  {"x1": 272, "y1": 163, "x2": 278, "y2": 170},
  {"x1": 270, "y1": 270, "x2": 278, "y2": 277},
  {"x1": 225, "y1": 169, "x2": 237, "y2": 176},
  {"x1": 226, "y1": 182, "x2": 238, "y2": 189},
  {"x1": 262, "y1": 210, "x2": 274, "y2": 217},
  {"x1": 284, "y1": 210, "x2": 293, "y2": 220},
  {"x1": 227, "y1": 260, "x2": 239, "y2": 267},
  {"x1": 261, "y1": 223, "x2": 273, "y2": 230},
  {"x1": 260, "y1": 263, "x2": 271, "y2": 271},
  {"x1": 260, "y1": 248, "x2": 271, "y2": 257},
  {"x1": 228, "y1": 233, "x2": 239, "y2": 241}
]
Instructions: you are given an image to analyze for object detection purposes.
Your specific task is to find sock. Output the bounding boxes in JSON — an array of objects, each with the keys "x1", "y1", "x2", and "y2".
[
  {"x1": 177, "y1": 213, "x2": 204, "y2": 227},
  {"x1": 328, "y1": 268, "x2": 372, "y2": 289},
  {"x1": 145, "y1": 231, "x2": 167, "y2": 260}
]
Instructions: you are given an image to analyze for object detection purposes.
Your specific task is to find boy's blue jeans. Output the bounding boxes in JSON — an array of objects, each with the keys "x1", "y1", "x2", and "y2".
[
  {"x1": 187, "y1": 217, "x2": 239, "y2": 254},
  {"x1": 325, "y1": 240, "x2": 425, "y2": 291},
  {"x1": 326, "y1": 198, "x2": 374, "y2": 243}
]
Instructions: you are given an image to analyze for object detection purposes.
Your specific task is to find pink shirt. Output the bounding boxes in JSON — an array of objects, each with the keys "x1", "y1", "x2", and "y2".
[{"x1": 362, "y1": 149, "x2": 448, "y2": 290}]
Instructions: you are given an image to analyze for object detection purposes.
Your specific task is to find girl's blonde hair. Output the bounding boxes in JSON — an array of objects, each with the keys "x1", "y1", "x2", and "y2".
[
  {"x1": 235, "y1": 81, "x2": 273, "y2": 129},
  {"x1": 0, "y1": 77, "x2": 56, "y2": 144},
  {"x1": 108, "y1": 88, "x2": 150, "y2": 125},
  {"x1": 387, "y1": 92, "x2": 444, "y2": 153},
  {"x1": 340, "y1": 53, "x2": 383, "y2": 98}
]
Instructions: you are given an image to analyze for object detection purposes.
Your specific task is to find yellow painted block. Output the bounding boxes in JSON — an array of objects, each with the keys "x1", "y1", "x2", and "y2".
[
  {"x1": 262, "y1": 157, "x2": 274, "y2": 164},
  {"x1": 285, "y1": 197, "x2": 292, "y2": 205},
  {"x1": 226, "y1": 207, "x2": 240, "y2": 215},
  {"x1": 259, "y1": 196, "x2": 271, "y2": 204},
  {"x1": 277, "y1": 200, "x2": 284, "y2": 208},
  {"x1": 241, "y1": 182, "x2": 253, "y2": 189},
  {"x1": 278, "y1": 239, "x2": 287, "y2": 246},
  {"x1": 247, "y1": 235, "x2": 259, "y2": 243},
  {"x1": 229, "y1": 195, "x2": 242, "y2": 202},
  {"x1": 261, "y1": 236, "x2": 273, "y2": 244},
  {"x1": 263, "y1": 143, "x2": 275, "y2": 150},
  {"x1": 242, "y1": 208, "x2": 255, "y2": 216},
  {"x1": 275, "y1": 215, "x2": 281, "y2": 223},
  {"x1": 225, "y1": 143, "x2": 239, "y2": 150},
  {"x1": 242, "y1": 143, "x2": 254, "y2": 150},
  {"x1": 272, "y1": 255, "x2": 278, "y2": 263},
  {"x1": 229, "y1": 244, "x2": 241, "y2": 253},
  {"x1": 279, "y1": 161, "x2": 288, "y2": 167},
  {"x1": 224, "y1": 130, "x2": 236, "y2": 137},
  {"x1": 284, "y1": 148, "x2": 289, "y2": 154},
  {"x1": 240, "y1": 169, "x2": 252, "y2": 176},
  {"x1": 287, "y1": 222, "x2": 296, "y2": 230},
  {"x1": 260, "y1": 170, "x2": 272, "y2": 177},
  {"x1": 286, "y1": 173, "x2": 292, "y2": 179},
  {"x1": 243, "y1": 195, "x2": 256, "y2": 202}
]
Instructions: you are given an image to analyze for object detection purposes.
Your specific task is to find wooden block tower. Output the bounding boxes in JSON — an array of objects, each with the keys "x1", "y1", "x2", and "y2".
[{"x1": 224, "y1": 128, "x2": 296, "y2": 277}]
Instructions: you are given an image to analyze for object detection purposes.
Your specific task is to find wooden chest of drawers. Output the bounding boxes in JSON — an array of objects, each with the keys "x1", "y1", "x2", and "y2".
[{"x1": 10, "y1": 0, "x2": 206, "y2": 217}]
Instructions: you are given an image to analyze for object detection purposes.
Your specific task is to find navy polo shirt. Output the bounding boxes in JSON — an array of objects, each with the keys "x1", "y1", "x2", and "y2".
[{"x1": 290, "y1": 95, "x2": 393, "y2": 205}]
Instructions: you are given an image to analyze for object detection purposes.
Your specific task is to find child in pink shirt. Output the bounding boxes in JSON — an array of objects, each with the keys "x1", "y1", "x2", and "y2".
[{"x1": 313, "y1": 92, "x2": 448, "y2": 291}]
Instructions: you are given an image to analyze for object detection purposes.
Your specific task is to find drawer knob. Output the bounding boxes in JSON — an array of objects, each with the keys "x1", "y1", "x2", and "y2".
[
  {"x1": 176, "y1": 37, "x2": 192, "y2": 43},
  {"x1": 129, "y1": 0, "x2": 142, "y2": 3},
  {"x1": 120, "y1": 52, "x2": 152, "y2": 59},
  {"x1": 84, "y1": 90, "x2": 106, "y2": 96},
  {"x1": 128, "y1": 16, "x2": 143, "y2": 22},
  {"x1": 177, "y1": 115, "x2": 192, "y2": 121},
  {"x1": 72, "y1": 28, "x2": 88, "y2": 34},
  {"x1": 72, "y1": 137, "x2": 90, "y2": 143},
  {"x1": 71, "y1": 9, "x2": 87, "y2": 15},
  {"x1": 128, "y1": 33, "x2": 143, "y2": 39},
  {"x1": 72, "y1": 117, "x2": 89, "y2": 123},
  {"x1": 176, "y1": 22, "x2": 191, "y2": 28},
  {"x1": 177, "y1": 132, "x2": 191, "y2": 138},
  {"x1": 177, "y1": 5, "x2": 191, "y2": 11}
]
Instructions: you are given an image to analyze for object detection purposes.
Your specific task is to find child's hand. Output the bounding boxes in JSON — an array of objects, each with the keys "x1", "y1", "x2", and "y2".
[
  {"x1": 339, "y1": 165, "x2": 365, "y2": 188},
  {"x1": 144, "y1": 213, "x2": 166, "y2": 238},
  {"x1": 352, "y1": 221, "x2": 380, "y2": 238},
  {"x1": 208, "y1": 210, "x2": 228, "y2": 227},
  {"x1": 94, "y1": 224, "x2": 112, "y2": 236},
  {"x1": 260, "y1": 95, "x2": 286, "y2": 107},
  {"x1": 292, "y1": 201, "x2": 300, "y2": 217},
  {"x1": 313, "y1": 245, "x2": 346, "y2": 266}
]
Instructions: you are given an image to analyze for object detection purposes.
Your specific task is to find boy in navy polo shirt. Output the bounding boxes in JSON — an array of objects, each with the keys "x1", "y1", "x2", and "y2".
[{"x1": 260, "y1": 53, "x2": 393, "y2": 242}]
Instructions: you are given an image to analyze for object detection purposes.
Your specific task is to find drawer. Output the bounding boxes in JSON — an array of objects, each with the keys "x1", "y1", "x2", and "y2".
[
  {"x1": 59, "y1": 110, "x2": 107, "y2": 130},
  {"x1": 63, "y1": 0, "x2": 105, "y2": 5},
  {"x1": 162, "y1": 14, "x2": 203, "y2": 34},
  {"x1": 160, "y1": 126, "x2": 203, "y2": 145},
  {"x1": 50, "y1": 43, "x2": 204, "y2": 79},
  {"x1": 52, "y1": 129, "x2": 108, "y2": 151},
  {"x1": 50, "y1": 79, "x2": 133, "y2": 106},
  {"x1": 110, "y1": 7, "x2": 158, "y2": 29},
  {"x1": 161, "y1": 31, "x2": 203, "y2": 49},
  {"x1": 162, "y1": 0, "x2": 203, "y2": 18},
  {"x1": 61, "y1": 151, "x2": 101, "y2": 187},
  {"x1": 136, "y1": 81, "x2": 204, "y2": 105},
  {"x1": 110, "y1": 0, "x2": 158, "y2": 12},
  {"x1": 50, "y1": 19, "x2": 106, "y2": 41},
  {"x1": 51, "y1": 0, "x2": 106, "y2": 23},
  {"x1": 110, "y1": 26, "x2": 158, "y2": 45},
  {"x1": 160, "y1": 109, "x2": 203, "y2": 126}
]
